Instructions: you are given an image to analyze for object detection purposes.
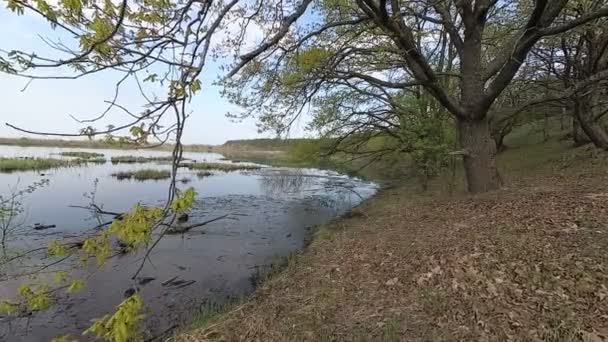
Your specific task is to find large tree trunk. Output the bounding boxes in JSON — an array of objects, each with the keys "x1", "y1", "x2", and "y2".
[
  {"x1": 574, "y1": 97, "x2": 608, "y2": 150},
  {"x1": 457, "y1": 117, "x2": 502, "y2": 193},
  {"x1": 572, "y1": 116, "x2": 591, "y2": 146}
]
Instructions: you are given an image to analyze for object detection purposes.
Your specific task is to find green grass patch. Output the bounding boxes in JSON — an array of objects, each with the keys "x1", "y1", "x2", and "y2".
[
  {"x1": 111, "y1": 169, "x2": 171, "y2": 181},
  {"x1": 381, "y1": 319, "x2": 401, "y2": 342},
  {"x1": 111, "y1": 156, "x2": 151, "y2": 163},
  {"x1": 251, "y1": 252, "x2": 303, "y2": 285},
  {"x1": 187, "y1": 162, "x2": 261, "y2": 172},
  {"x1": 498, "y1": 139, "x2": 572, "y2": 174},
  {"x1": 191, "y1": 297, "x2": 244, "y2": 331},
  {"x1": 110, "y1": 155, "x2": 177, "y2": 164},
  {"x1": 503, "y1": 115, "x2": 570, "y2": 149},
  {"x1": 0, "y1": 157, "x2": 75, "y2": 172},
  {"x1": 58, "y1": 151, "x2": 105, "y2": 158},
  {"x1": 188, "y1": 253, "x2": 302, "y2": 333},
  {"x1": 75, "y1": 157, "x2": 106, "y2": 164}
]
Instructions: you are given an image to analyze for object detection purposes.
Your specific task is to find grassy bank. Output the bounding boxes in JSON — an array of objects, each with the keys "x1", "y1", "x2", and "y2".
[
  {"x1": 111, "y1": 169, "x2": 171, "y2": 181},
  {"x1": 176, "y1": 132, "x2": 608, "y2": 340}
]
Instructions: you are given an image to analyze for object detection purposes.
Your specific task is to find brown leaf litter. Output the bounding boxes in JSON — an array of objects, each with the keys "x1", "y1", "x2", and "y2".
[{"x1": 177, "y1": 164, "x2": 608, "y2": 341}]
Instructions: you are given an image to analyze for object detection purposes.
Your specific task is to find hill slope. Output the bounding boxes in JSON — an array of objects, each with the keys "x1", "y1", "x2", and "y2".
[{"x1": 178, "y1": 136, "x2": 608, "y2": 341}]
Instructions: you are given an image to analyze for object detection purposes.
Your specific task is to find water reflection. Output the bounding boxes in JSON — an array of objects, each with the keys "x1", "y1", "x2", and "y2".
[
  {"x1": 259, "y1": 169, "x2": 369, "y2": 211},
  {"x1": 259, "y1": 169, "x2": 315, "y2": 195}
]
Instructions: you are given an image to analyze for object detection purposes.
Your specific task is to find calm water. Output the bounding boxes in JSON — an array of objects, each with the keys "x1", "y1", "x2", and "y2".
[{"x1": 0, "y1": 145, "x2": 376, "y2": 341}]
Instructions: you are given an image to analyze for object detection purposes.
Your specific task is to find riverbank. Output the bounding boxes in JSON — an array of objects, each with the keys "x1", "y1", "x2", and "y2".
[{"x1": 176, "y1": 140, "x2": 608, "y2": 341}]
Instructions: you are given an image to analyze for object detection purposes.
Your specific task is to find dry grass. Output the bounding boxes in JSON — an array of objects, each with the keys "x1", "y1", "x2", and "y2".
[{"x1": 177, "y1": 148, "x2": 608, "y2": 341}]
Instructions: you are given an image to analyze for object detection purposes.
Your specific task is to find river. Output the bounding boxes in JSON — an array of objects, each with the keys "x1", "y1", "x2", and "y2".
[{"x1": 0, "y1": 145, "x2": 376, "y2": 341}]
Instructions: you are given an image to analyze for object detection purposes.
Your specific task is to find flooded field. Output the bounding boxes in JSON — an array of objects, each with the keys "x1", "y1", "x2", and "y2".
[{"x1": 0, "y1": 145, "x2": 376, "y2": 341}]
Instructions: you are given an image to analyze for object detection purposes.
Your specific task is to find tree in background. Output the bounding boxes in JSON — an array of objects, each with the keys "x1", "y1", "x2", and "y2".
[
  {"x1": 225, "y1": 0, "x2": 608, "y2": 192},
  {"x1": 558, "y1": 2, "x2": 608, "y2": 149}
]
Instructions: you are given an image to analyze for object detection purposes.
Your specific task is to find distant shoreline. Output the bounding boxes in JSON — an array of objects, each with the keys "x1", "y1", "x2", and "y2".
[
  {"x1": 0, "y1": 137, "x2": 288, "y2": 163},
  {"x1": 0, "y1": 137, "x2": 214, "y2": 151}
]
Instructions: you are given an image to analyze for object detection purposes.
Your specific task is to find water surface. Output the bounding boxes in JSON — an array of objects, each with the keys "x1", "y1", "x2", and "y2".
[{"x1": 0, "y1": 145, "x2": 376, "y2": 341}]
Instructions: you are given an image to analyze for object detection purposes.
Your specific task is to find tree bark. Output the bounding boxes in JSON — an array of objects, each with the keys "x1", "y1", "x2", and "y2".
[
  {"x1": 457, "y1": 117, "x2": 502, "y2": 193},
  {"x1": 543, "y1": 113, "x2": 550, "y2": 141},
  {"x1": 576, "y1": 116, "x2": 608, "y2": 149},
  {"x1": 574, "y1": 97, "x2": 608, "y2": 150},
  {"x1": 572, "y1": 117, "x2": 591, "y2": 146},
  {"x1": 494, "y1": 132, "x2": 507, "y2": 153}
]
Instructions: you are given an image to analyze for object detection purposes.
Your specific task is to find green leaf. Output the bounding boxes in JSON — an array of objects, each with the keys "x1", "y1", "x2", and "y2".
[
  {"x1": 6, "y1": 0, "x2": 25, "y2": 14},
  {"x1": 143, "y1": 73, "x2": 158, "y2": 83},
  {"x1": 189, "y1": 79, "x2": 202, "y2": 94},
  {"x1": 0, "y1": 300, "x2": 20, "y2": 315},
  {"x1": 48, "y1": 240, "x2": 68, "y2": 257},
  {"x1": 67, "y1": 280, "x2": 85, "y2": 294}
]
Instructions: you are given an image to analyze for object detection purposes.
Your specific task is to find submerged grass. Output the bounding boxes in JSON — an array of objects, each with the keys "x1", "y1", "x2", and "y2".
[
  {"x1": 196, "y1": 171, "x2": 213, "y2": 178},
  {"x1": 187, "y1": 162, "x2": 261, "y2": 172},
  {"x1": 0, "y1": 157, "x2": 74, "y2": 172},
  {"x1": 58, "y1": 151, "x2": 105, "y2": 158},
  {"x1": 111, "y1": 169, "x2": 171, "y2": 181}
]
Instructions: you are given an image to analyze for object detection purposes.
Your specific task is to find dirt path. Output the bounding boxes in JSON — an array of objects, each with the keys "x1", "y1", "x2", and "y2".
[{"x1": 179, "y1": 162, "x2": 608, "y2": 341}]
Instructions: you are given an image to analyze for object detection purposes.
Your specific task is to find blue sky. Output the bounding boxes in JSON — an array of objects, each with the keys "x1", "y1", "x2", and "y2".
[{"x1": 0, "y1": 7, "x2": 309, "y2": 145}]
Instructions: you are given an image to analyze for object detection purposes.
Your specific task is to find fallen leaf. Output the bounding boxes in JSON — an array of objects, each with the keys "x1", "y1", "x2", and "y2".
[{"x1": 385, "y1": 277, "x2": 399, "y2": 286}]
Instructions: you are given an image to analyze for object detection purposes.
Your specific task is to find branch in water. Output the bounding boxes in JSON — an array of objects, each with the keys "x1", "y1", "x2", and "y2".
[{"x1": 165, "y1": 214, "x2": 229, "y2": 234}]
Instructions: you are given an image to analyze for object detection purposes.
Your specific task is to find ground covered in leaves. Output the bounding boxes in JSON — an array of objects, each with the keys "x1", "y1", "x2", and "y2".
[{"x1": 178, "y1": 147, "x2": 608, "y2": 342}]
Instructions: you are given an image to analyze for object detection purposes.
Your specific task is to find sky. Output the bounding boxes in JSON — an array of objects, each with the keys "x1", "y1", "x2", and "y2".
[{"x1": 0, "y1": 6, "x2": 310, "y2": 145}]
